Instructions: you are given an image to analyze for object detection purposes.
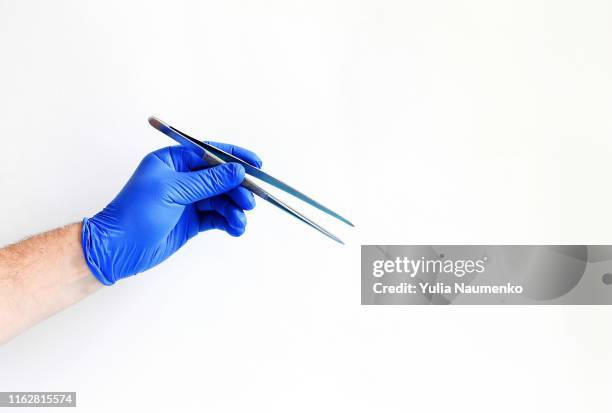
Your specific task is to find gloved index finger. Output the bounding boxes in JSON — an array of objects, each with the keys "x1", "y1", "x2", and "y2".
[
  {"x1": 205, "y1": 141, "x2": 263, "y2": 168},
  {"x1": 168, "y1": 145, "x2": 207, "y2": 172}
]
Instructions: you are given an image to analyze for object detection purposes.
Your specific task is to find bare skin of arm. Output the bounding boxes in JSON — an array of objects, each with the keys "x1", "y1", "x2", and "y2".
[{"x1": 0, "y1": 223, "x2": 100, "y2": 344}]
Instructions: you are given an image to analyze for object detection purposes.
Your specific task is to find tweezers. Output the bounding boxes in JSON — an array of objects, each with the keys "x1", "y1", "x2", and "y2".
[{"x1": 148, "y1": 116, "x2": 353, "y2": 244}]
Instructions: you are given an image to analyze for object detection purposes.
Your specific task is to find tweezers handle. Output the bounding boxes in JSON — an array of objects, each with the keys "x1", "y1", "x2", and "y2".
[{"x1": 201, "y1": 152, "x2": 344, "y2": 244}]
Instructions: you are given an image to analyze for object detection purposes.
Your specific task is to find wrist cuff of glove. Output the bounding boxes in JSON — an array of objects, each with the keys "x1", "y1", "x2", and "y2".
[{"x1": 81, "y1": 217, "x2": 114, "y2": 286}]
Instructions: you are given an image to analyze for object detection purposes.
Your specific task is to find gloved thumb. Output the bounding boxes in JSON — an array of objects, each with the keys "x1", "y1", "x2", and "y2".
[{"x1": 169, "y1": 163, "x2": 245, "y2": 205}]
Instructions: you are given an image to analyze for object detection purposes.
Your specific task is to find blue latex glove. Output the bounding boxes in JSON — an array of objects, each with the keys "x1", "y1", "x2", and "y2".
[{"x1": 82, "y1": 143, "x2": 262, "y2": 285}]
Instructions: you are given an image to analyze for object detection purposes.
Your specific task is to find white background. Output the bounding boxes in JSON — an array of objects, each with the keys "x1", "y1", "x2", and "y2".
[{"x1": 1, "y1": 0, "x2": 612, "y2": 411}]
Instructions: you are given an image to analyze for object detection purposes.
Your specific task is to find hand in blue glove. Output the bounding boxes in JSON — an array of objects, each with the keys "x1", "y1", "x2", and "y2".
[{"x1": 82, "y1": 143, "x2": 262, "y2": 285}]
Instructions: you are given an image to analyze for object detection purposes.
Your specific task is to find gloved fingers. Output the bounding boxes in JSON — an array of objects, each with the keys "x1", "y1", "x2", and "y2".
[
  {"x1": 197, "y1": 187, "x2": 255, "y2": 212},
  {"x1": 171, "y1": 145, "x2": 207, "y2": 171},
  {"x1": 168, "y1": 163, "x2": 245, "y2": 205},
  {"x1": 157, "y1": 142, "x2": 262, "y2": 174},
  {"x1": 196, "y1": 195, "x2": 247, "y2": 230},
  {"x1": 198, "y1": 211, "x2": 228, "y2": 232},
  {"x1": 205, "y1": 141, "x2": 263, "y2": 168},
  {"x1": 198, "y1": 211, "x2": 246, "y2": 237},
  {"x1": 226, "y1": 186, "x2": 256, "y2": 210},
  {"x1": 147, "y1": 145, "x2": 207, "y2": 172}
]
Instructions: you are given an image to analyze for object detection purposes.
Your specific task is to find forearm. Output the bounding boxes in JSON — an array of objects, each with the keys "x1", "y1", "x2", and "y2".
[{"x1": 0, "y1": 223, "x2": 101, "y2": 344}]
